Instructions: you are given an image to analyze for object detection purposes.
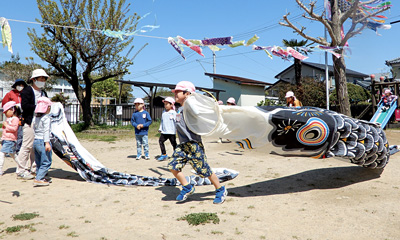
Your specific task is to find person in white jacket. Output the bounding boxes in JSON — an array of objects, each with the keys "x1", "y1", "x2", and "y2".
[{"x1": 157, "y1": 97, "x2": 177, "y2": 161}]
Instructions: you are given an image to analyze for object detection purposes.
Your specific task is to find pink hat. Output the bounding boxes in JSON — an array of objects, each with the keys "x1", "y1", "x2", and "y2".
[
  {"x1": 162, "y1": 96, "x2": 175, "y2": 105},
  {"x1": 217, "y1": 100, "x2": 223, "y2": 105},
  {"x1": 172, "y1": 81, "x2": 196, "y2": 93},
  {"x1": 35, "y1": 97, "x2": 52, "y2": 113},
  {"x1": 3, "y1": 101, "x2": 16, "y2": 113},
  {"x1": 134, "y1": 98, "x2": 144, "y2": 104},
  {"x1": 163, "y1": 97, "x2": 176, "y2": 110},
  {"x1": 385, "y1": 89, "x2": 392, "y2": 94},
  {"x1": 227, "y1": 97, "x2": 236, "y2": 105}
]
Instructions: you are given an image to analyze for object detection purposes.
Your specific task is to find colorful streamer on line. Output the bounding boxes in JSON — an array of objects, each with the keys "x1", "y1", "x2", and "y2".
[{"x1": 0, "y1": 17, "x2": 13, "y2": 53}]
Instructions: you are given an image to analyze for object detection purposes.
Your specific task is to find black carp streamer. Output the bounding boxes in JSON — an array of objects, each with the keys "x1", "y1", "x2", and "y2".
[
  {"x1": 49, "y1": 103, "x2": 239, "y2": 186},
  {"x1": 183, "y1": 93, "x2": 399, "y2": 170}
]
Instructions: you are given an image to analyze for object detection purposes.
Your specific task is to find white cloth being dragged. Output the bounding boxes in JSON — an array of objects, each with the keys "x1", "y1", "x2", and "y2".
[{"x1": 49, "y1": 102, "x2": 238, "y2": 186}]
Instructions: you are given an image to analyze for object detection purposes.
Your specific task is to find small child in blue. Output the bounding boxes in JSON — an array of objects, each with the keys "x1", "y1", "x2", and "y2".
[
  {"x1": 157, "y1": 97, "x2": 177, "y2": 161},
  {"x1": 131, "y1": 98, "x2": 152, "y2": 160},
  {"x1": 168, "y1": 81, "x2": 228, "y2": 204},
  {"x1": 33, "y1": 97, "x2": 53, "y2": 187}
]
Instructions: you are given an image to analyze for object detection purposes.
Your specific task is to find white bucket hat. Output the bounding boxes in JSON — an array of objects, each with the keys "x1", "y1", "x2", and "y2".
[
  {"x1": 30, "y1": 69, "x2": 49, "y2": 80},
  {"x1": 134, "y1": 98, "x2": 144, "y2": 104}
]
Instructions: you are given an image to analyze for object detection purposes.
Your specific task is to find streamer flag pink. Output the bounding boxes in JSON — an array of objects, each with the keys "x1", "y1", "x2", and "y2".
[
  {"x1": 317, "y1": 46, "x2": 341, "y2": 59},
  {"x1": 168, "y1": 37, "x2": 185, "y2": 60},
  {"x1": 286, "y1": 47, "x2": 308, "y2": 61},
  {"x1": 201, "y1": 36, "x2": 233, "y2": 46},
  {"x1": 177, "y1": 36, "x2": 204, "y2": 57}
]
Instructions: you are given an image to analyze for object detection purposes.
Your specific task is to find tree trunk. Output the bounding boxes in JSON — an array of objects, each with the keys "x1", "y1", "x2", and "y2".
[
  {"x1": 294, "y1": 59, "x2": 302, "y2": 86},
  {"x1": 81, "y1": 81, "x2": 93, "y2": 126},
  {"x1": 294, "y1": 59, "x2": 303, "y2": 101},
  {"x1": 332, "y1": 50, "x2": 351, "y2": 116}
]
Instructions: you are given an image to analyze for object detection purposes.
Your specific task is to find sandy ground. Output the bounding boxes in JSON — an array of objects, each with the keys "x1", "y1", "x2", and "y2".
[{"x1": 0, "y1": 130, "x2": 400, "y2": 240}]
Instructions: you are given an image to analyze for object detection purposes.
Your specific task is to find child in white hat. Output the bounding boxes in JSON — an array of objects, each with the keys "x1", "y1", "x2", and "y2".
[
  {"x1": 157, "y1": 97, "x2": 177, "y2": 161},
  {"x1": 131, "y1": 98, "x2": 152, "y2": 160}
]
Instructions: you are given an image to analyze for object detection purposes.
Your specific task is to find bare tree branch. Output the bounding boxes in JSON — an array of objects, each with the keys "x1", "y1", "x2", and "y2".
[
  {"x1": 340, "y1": 0, "x2": 360, "y2": 25},
  {"x1": 295, "y1": 0, "x2": 334, "y2": 38},
  {"x1": 280, "y1": 13, "x2": 328, "y2": 45}
]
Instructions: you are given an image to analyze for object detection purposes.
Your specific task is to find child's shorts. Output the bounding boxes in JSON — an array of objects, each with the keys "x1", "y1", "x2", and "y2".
[
  {"x1": 168, "y1": 141, "x2": 213, "y2": 178},
  {"x1": 1, "y1": 140, "x2": 16, "y2": 154}
]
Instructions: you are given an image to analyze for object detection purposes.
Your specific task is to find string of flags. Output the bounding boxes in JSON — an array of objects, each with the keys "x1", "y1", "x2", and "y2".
[
  {"x1": 167, "y1": 34, "x2": 351, "y2": 61},
  {"x1": 0, "y1": 0, "x2": 393, "y2": 61},
  {"x1": 332, "y1": 0, "x2": 392, "y2": 35}
]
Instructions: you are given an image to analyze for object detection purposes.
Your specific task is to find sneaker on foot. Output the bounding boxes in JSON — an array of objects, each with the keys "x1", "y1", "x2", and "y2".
[
  {"x1": 136, "y1": 155, "x2": 142, "y2": 160},
  {"x1": 145, "y1": 156, "x2": 150, "y2": 160},
  {"x1": 176, "y1": 184, "x2": 195, "y2": 202},
  {"x1": 33, "y1": 179, "x2": 50, "y2": 186},
  {"x1": 22, "y1": 172, "x2": 35, "y2": 180},
  {"x1": 213, "y1": 186, "x2": 228, "y2": 204},
  {"x1": 157, "y1": 155, "x2": 168, "y2": 161}
]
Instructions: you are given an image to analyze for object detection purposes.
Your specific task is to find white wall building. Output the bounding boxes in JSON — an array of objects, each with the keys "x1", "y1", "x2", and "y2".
[{"x1": 205, "y1": 73, "x2": 271, "y2": 106}]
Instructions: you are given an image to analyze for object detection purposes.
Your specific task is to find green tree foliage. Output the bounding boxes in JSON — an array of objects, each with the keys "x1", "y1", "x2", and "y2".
[
  {"x1": 0, "y1": 55, "x2": 55, "y2": 86},
  {"x1": 280, "y1": 77, "x2": 326, "y2": 108},
  {"x1": 51, "y1": 92, "x2": 70, "y2": 105},
  {"x1": 28, "y1": 0, "x2": 139, "y2": 126},
  {"x1": 155, "y1": 87, "x2": 174, "y2": 97},
  {"x1": 330, "y1": 83, "x2": 370, "y2": 105},
  {"x1": 92, "y1": 78, "x2": 133, "y2": 103}
]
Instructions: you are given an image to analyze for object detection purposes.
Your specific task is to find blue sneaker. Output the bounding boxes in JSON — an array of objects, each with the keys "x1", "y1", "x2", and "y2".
[
  {"x1": 213, "y1": 186, "x2": 228, "y2": 204},
  {"x1": 157, "y1": 154, "x2": 168, "y2": 161},
  {"x1": 176, "y1": 184, "x2": 195, "y2": 201}
]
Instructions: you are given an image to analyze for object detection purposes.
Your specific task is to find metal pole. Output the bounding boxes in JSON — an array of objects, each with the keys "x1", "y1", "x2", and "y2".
[{"x1": 324, "y1": 4, "x2": 330, "y2": 110}]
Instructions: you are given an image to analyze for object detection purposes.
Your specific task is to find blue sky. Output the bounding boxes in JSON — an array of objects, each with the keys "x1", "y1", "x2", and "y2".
[{"x1": 1, "y1": 0, "x2": 399, "y2": 98}]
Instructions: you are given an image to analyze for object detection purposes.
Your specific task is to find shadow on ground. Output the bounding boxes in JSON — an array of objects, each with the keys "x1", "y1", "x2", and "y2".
[
  {"x1": 227, "y1": 166, "x2": 383, "y2": 197},
  {"x1": 156, "y1": 166, "x2": 383, "y2": 201}
]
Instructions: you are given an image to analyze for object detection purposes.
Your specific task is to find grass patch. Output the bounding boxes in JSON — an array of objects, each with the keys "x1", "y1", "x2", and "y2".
[
  {"x1": 5, "y1": 224, "x2": 35, "y2": 233},
  {"x1": 178, "y1": 212, "x2": 220, "y2": 226},
  {"x1": 67, "y1": 231, "x2": 79, "y2": 237},
  {"x1": 59, "y1": 224, "x2": 70, "y2": 229},
  {"x1": 12, "y1": 213, "x2": 39, "y2": 221}
]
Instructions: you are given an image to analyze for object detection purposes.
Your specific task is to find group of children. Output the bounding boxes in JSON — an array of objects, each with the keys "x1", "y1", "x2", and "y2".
[
  {"x1": 0, "y1": 97, "x2": 53, "y2": 186},
  {"x1": 130, "y1": 81, "x2": 227, "y2": 204},
  {"x1": 0, "y1": 69, "x2": 54, "y2": 188}
]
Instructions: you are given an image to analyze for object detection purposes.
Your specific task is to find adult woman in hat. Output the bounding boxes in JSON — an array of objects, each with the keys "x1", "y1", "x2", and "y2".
[
  {"x1": 1, "y1": 78, "x2": 27, "y2": 106},
  {"x1": 15, "y1": 69, "x2": 49, "y2": 180},
  {"x1": 285, "y1": 91, "x2": 303, "y2": 108}
]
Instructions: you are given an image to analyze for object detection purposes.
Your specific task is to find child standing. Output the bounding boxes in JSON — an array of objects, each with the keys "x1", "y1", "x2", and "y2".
[
  {"x1": 157, "y1": 97, "x2": 177, "y2": 161},
  {"x1": 131, "y1": 98, "x2": 152, "y2": 160},
  {"x1": 168, "y1": 81, "x2": 228, "y2": 204},
  {"x1": 0, "y1": 101, "x2": 19, "y2": 176},
  {"x1": 33, "y1": 97, "x2": 53, "y2": 186}
]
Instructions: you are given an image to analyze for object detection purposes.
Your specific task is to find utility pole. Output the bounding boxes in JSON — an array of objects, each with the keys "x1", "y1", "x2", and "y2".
[{"x1": 213, "y1": 51, "x2": 216, "y2": 74}]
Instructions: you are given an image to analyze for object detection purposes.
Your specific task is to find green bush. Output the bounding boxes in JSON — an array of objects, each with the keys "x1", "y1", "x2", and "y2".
[
  {"x1": 330, "y1": 83, "x2": 371, "y2": 105},
  {"x1": 12, "y1": 213, "x2": 39, "y2": 221},
  {"x1": 178, "y1": 213, "x2": 220, "y2": 226}
]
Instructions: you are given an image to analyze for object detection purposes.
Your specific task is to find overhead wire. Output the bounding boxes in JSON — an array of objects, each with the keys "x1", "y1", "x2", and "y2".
[{"x1": 129, "y1": 6, "x2": 323, "y2": 79}]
